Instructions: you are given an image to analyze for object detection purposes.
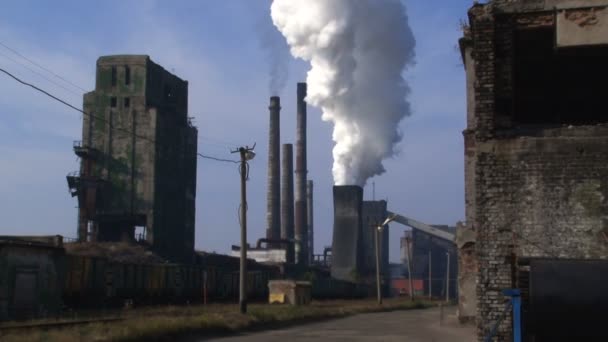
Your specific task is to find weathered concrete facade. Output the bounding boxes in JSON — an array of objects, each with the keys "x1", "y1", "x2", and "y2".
[
  {"x1": 461, "y1": 1, "x2": 608, "y2": 340},
  {"x1": 0, "y1": 236, "x2": 65, "y2": 321},
  {"x1": 331, "y1": 186, "x2": 363, "y2": 282},
  {"x1": 69, "y1": 55, "x2": 198, "y2": 262}
]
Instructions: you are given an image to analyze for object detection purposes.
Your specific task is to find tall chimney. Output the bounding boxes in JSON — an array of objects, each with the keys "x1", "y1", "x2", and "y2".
[
  {"x1": 295, "y1": 83, "x2": 308, "y2": 264},
  {"x1": 307, "y1": 180, "x2": 314, "y2": 265},
  {"x1": 281, "y1": 143, "x2": 295, "y2": 263},
  {"x1": 331, "y1": 185, "x2": 364, "y2": 282},
  {"x1": 267, "y1": 96, "x2": 281, "y2": 246}
]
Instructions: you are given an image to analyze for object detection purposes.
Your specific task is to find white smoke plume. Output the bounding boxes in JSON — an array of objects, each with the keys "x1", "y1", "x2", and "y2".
[{"x1": 271, "y1": 0, "x2": 415, "y2": 186}]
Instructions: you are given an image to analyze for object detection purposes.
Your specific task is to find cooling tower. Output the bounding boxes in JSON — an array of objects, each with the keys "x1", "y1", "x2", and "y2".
[{"x1": 331, "y1": 185, "x2": 364, "y2": 282}]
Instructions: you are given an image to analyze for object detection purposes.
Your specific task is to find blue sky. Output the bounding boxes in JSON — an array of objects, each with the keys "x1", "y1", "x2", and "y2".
[{"x1": 0, "y1": 0, "x2": 472, "y2": 262}]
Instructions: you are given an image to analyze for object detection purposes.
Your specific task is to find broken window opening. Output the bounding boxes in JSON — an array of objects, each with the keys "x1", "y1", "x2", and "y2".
[
  {"x1": 111, "y1": 66, "x2": 117, "y2": 87},
  {"x1": 125, "y1": 66, "x2": 131, "y2": 85},
  {"x1": 110, "y1": 97, "x2": 117, "y2": 108},
  {"x1": 87, "y1": 220, "x2": 95, "y2": 242},
  {"x1": 164, "y1": 84, "x2": 173, "y2": 100},
  {"x1": 513, "y1": 28, "x2": 608, "y2": 127},
  {"x1": 135, "y1": 225, "x2": 146, "y2": 242},
  {"x1": 124, "y1": 97, "x2": 130, "y2": 108}
]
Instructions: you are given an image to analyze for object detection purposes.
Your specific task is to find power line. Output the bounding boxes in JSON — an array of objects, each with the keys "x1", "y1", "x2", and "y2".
[
  {"x1": 0, "y1": 40, "x2": 87, "y2": 92},
  {"x1": 0, "y1": 66, "x2": 86, "y2": 115},
  {"x1": 0, "y1": 49, "x2": 82, "y2": 97},
  {"x1": 0, "y1": 66, "x2": 240, "y2": 165},
  {"x1": 197, "y1": 153, "x2": 239, "y2": 164}
]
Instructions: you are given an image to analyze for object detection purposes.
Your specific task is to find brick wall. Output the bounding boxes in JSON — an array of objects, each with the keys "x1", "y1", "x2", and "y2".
[{"x1": 465, "y1": 3, "x2": 608, "y2": 341}]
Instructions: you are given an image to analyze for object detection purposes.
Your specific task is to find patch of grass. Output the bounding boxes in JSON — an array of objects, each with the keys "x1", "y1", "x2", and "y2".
[{"x1": 0, "y1": 299, "x2": 433, "y2": 342}]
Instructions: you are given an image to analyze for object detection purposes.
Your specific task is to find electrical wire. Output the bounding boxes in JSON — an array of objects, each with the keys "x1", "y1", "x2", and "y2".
[
  {"x1": 0, "y1": 66, "x2": 87, "y2": 115},
  {"x1": 0, "y1": 66, "x2": 241, "y2": 165},
  {"x1": 197, "y1": 153, "x2": 239, "y2": 164},
  {"x1": 0, "y1": 40, "x2": 87, "y2": 92},
  {"x1": 0, "y1": 49, "x2": 82, "y2": 97}
]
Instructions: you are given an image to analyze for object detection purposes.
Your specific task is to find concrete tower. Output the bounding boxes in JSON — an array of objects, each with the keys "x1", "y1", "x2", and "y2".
[
  {"x1": 281, "y1": 143, "x2": 295, "y2": 263},
  {"x1": 295, "y1": 83, "x2": 308, "y2": 264},
  {"x1": 67, "y1": 55, "x2": 198, "y2": 262},
  {"x1": 266, "y1": 97, "x2": 281, "y2": 245}
]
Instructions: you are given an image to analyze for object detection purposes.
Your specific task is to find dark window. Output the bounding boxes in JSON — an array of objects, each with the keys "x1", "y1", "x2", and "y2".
[
  {"x1": 164, "y1": 84, "x2": 173, "y2": 100},
  {"x1": 125, "y1": 66, "x2": 131, "y2": 85},
  {"x1": 111, "y1": 66, "x2": 117, "y2": 87},
  {"x1": 110, "y1": 97, "x2": 117, "y2": 108},
  {"x1": 124, "y1": 97, "x2": 130, "y2": 108},
  {"x1": 514, "y1": 28, "x2": 608, "y2": 126}
]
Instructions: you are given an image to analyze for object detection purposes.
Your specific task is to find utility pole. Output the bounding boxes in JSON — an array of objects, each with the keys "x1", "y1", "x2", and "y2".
[
  {"x1": 374, "y1": 215, "x2": 396, "y2": 306},
  {"x1": 445, "y1": 252, "x2": 450, "y2": 303},
  {"x1": 375, "y1": 226, "x2": 382, "y2": 305},
  {"x1": 405, "y1": 235, "x2": 414, "y2": 301},
  {"x1": 428, "y1": 250, "x2": 432, "y2": 300},
  {"x1": 232, "y1": 144, "x2": 256, "y2": 314}
]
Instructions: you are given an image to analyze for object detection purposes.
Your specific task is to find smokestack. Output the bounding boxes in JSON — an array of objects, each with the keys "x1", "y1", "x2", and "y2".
[
  {"x1": 281, "y1": 143, "x2": 295, "y2": 263},
  {"x1": 295, "y1": 83, "x2": 308, "y2": 264},
  {"x1": 267, "y1": 96, "x2": 281, "y2": 247},
  {"x1": 307, "y1": 180, "x2": 314, "y2": 264},
  {"x1": 331, "y1": 185, "x2": 363, "y2": 282}
]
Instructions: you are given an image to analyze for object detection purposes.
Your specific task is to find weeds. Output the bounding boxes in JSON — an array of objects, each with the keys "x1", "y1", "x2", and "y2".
[{"x1": 0, "y1": 298, "x2": 433, "y2": 342}]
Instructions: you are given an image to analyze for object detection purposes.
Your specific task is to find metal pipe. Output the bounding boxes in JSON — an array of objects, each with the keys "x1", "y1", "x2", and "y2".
[
  {"x1": 267, "y1": 97, "x2": 281, "y2": 247},
  {"x1": 280, "y1": 144, "x2": 294, "y2": 263},
  {"x1": 295, "y1": 83, "x2": 308, "y2": 264}
]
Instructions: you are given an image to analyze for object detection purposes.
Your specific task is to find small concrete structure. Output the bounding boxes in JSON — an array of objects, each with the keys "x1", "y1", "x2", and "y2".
[
  {"x1": 0, "y1": 236, "x2": 65, "y2": 321},
  {"x1": 268, "y1": 280, "x2": 311, "y2": 305}
]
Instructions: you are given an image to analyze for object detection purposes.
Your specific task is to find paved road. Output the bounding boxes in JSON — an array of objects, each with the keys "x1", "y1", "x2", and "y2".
[{"x1": 204, "y1": 306, "x2": 475, "y2": 342}]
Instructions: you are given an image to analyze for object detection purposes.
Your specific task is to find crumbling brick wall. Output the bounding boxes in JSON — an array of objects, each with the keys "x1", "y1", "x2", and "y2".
[{"x1": 464, "y1": 1, "x2": 608, "y2": 341}]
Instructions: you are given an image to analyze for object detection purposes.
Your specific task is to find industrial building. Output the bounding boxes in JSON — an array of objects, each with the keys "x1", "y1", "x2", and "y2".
[
  {"x1": 67, "y1": 55, "x2": 198, "y2": 263},
  {"x1": 406, "y1": 226, "x2": 457, "y2": 300},
  {"x1": 330, "y1": 187, "x2": 390, "y2": 290},
  {"x1": 460, "y1": 1, "x2": 608, "y2": 340},
  {"x1": 0, "y1": 236, "x2": 65, "y2": 320}
]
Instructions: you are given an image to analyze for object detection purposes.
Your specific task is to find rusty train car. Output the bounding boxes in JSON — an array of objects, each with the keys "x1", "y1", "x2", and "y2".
[{"x1": 62, "y1": 253, "x2": 280, "y2": 308}]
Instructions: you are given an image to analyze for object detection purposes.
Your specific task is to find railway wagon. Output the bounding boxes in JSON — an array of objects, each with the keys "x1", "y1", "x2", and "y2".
[{"x1": 62, "y1": 254, "x2": 279, "y2": 308}]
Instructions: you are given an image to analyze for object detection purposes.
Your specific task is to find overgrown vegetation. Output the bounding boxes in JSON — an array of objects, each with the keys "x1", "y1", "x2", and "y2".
[{"x1": 0, "y1": 299, "x2": 433, "y2": 342}]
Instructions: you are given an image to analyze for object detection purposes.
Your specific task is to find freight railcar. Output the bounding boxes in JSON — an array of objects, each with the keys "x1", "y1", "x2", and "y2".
[{"x1": 62, "y1": 254, "x2": 280, "y2": 308}]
